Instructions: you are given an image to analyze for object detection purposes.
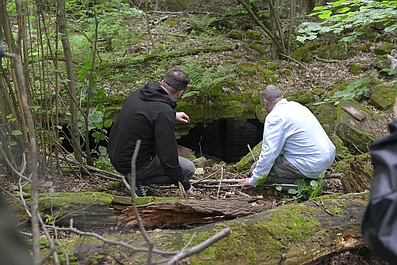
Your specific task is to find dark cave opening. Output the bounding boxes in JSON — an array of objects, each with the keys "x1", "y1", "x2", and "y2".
[{"x1": 177, "y1": 119, "x2": 263, "y2": 163}]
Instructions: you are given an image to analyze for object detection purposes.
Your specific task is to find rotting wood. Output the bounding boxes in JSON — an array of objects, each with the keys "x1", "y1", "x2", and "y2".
[{"x1": 119, "y1": 198, "x2": 269, "y2": 229}]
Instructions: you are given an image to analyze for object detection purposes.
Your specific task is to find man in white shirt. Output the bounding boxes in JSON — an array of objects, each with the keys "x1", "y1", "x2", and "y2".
[{"x1": 239, "y1": 85, "x2": 336, "y2": 188}]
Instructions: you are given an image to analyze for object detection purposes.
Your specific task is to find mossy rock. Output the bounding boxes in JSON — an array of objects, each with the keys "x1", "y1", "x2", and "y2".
[
  {"x1": 228, "y1": 29, "x2": 242, "y2": 40},
  {"x1": 307, "y1": 102, "x2": 337, "y2": 135},
  {"x1": 348, "y1": 62, "x2": 369, "y2": 75},
  {"x1": 268, "y1": 63, "x2": 278, "y2": 71},
  {"x1": 291, "y1": 44, "x2": 318, "y2": 62},
  {"x1": 236, "y1": 63, "x2": 257, "y2": 76},
  {"x1": 372, "y1": 55, "x2": 390, "y2": 69},
  {"x1": 294, "y1": 90, "x2": 316, "y2": 105},
  {"x1": 335, "y1": 100, "x2": 383, "y2": 153},
  {"x1": 368, "y1": 84, "x2": 397, "y2": 110},
  {"x1": 330, "y1": 134, "x2": 352, "y2": 161},
  {"x1": 334, "y1": 153, "x2": 372, "y2": 193},
  {"x1": 246, "y1": 29, "x2": 261, "y2": 40},
  {"x1": 250, "y1": 42, "x2": 266, "y2": 53},
  {"x1": 374, "y1": 42, "x2": 394, "y2": 55},
  {"x1": 358, "y1": 43, "x2": 372, "y2": 52},
  {"x1": 317, "y1": 43, "x2": 355, "y2": 60}
]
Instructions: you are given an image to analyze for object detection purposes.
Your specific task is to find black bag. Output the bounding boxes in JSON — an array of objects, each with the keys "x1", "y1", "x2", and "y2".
[{"x1": 362, "y1": 120, "x2": 397, "y2": 264}]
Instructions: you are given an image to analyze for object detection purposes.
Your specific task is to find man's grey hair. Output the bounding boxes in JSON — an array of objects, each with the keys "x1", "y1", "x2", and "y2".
[
  {"x1": 260, "y1": 85, "x2": 283, "y2": 103},
  {"x1": 161, "y1": 68, "x2": 189, "y2": 92}
]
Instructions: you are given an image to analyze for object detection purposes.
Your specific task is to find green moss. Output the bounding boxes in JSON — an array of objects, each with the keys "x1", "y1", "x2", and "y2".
[
  {"x1": 295, "y1": 90, "x2": 315, "y2": 105},
  {"x1": 330, "y1": 134, "x2": 352, "y2": 160},
  {"x1": 105, "y1": 181, "x2": 123, "y2": 190},
  {"x1": 250, "y1": 42, "x2": 266, "y2": 53},
  {"x1": 186, "y1": 204, "x2": 320, "y2": 264},
  {"x1": 246, "y1": 29, "x2": 261, "y2": 40},
  {"x1": 236, "y1": 63, "x2": 257, "y2": 76},
  {"x1": 268, "y1": 63, "x2": 278, "y2": 71},
  {"x1": 372, "y1": 55, "x2": 390, "y2": 70},
  {"x1": 291, "y1": 44, "x2": 318, "y2": 62},
  {"x1": 39, "y1": 192, "x2": 114, "y2": 210},
  {"x1": 317, "y1": 43, "x2": 355, "y2": 60},
  {"x1": 374, "y1": 42, "x2": 394, "y2": 55},
  {"x1": 369, "y1": 84, "x2": 397, "y2": 110},
  {"x1": 348, "y1": 63, "x2": 368, "y2": 75},
  {"x1": 228, "y1": 29, "x2": 243, "y2": 40}
]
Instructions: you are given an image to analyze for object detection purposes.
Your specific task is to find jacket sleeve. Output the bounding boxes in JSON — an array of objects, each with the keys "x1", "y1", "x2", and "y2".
[
  {"x1": 153, "y1": 110, "x2": 191, "y2": 190},
  {"x1": 250, "y1": 116, "x2": 285, "y2": 186}
]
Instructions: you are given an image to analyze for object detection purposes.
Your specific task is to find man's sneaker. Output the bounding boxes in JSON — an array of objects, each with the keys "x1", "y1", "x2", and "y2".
[{"x1": 135, "y1": 183, "x2": 146, "y2": 197}]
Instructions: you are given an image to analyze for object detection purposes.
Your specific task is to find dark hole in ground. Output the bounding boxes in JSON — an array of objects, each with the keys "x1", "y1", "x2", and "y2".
[{"x1": 177, "y1": 119, "x2": 263, "y2": 163}]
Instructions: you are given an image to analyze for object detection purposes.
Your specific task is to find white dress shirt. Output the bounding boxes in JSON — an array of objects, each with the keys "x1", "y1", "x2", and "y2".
[{"x1": 249, "y1": 99, "x2": 336, "y2": 186}]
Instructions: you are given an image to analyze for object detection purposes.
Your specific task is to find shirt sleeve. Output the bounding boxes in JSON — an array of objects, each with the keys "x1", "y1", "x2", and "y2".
[{"x1": 249, "y1": 116, "x2": 286, "y2": 187}]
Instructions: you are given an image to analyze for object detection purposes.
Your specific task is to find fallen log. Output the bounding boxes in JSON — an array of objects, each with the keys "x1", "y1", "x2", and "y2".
[
  {"x1": 51, "y1": 192, "x2": 369, "y2": 265},
  {"x1": 119, "y1": 198, "x2": 271, "y2": 229}
]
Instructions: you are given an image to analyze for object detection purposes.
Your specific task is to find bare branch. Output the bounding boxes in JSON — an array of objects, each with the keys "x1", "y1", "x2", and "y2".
[
  {"x1": 129, "y1": 140, "x2": 155, "y2": 263},
  {"x1": 166, "y1": 227, "x2": 231, "y2": 265}
]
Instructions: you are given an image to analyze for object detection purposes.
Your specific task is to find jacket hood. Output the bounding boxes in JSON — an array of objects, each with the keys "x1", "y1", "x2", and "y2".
[{"x1": 139, "y1": 82, "x2": 176, "y2": 109}]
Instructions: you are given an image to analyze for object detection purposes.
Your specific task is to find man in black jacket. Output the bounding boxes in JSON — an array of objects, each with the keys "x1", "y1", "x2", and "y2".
[{"x1": 108, "y1": 68, "x2": 195, "y2": 196}]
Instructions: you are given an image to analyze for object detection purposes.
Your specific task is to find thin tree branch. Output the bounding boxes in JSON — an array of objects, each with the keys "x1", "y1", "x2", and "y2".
[{"x1": 166, "y1": 227, "x2": 231, "y2": 265}]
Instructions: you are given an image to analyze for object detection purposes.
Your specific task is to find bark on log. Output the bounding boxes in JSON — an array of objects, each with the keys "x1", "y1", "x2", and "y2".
[{"x1": 119, "y1": 198, "x2": 269, "y2": 229}]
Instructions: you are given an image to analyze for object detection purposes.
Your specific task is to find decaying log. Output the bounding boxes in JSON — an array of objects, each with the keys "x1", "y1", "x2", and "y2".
[
  {"x1": 146, "y1": 192, "x2": 369, "y2": 265},
  {"x1": 58, "y1": 192, "x2": 370, "y2": 265},
  {"x1": 120, "y1": 198, "x2": 269, "y2": 229}
]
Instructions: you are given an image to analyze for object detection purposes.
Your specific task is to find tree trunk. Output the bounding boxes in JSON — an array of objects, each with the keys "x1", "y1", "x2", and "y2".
[{"x1": 56, "y1": 0, "x2": 83, "y2": 165}]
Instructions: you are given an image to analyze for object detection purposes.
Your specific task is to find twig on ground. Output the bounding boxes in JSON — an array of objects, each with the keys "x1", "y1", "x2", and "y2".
[
  {"x1": 247, "y1": 144, "x2": 256, "y2": 162},
  {"x1": 191, "y1": 168, "x2": 221, "y2": 184},
  {"x1": 216, "y1": 167, "x2": 224, "y2": 199},
  {"x1": 178, "y1": 182, "x2": 188, "y2": 198}
]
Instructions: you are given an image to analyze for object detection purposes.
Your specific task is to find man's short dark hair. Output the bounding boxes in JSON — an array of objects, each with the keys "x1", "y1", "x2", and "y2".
[{"x1": 162, "y1": 68, "x2": 189, "y2": 92}]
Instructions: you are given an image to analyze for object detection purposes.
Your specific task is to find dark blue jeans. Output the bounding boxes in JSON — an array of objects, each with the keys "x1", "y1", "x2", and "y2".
[{"x1": 132, "y1": 156, "x2": 195, "y2": 186}]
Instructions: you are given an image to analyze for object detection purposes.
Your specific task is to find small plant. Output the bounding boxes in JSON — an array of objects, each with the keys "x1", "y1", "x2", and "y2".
[
  {"x1": 297, "y1": 0, "x2": 397, "y2": 43},
  {"x1": 181, "y1": 61, "x2": 236, "y2": 104},
  {"x1": 277, "y1": 177, "x2": 325, "y2": 202},
  {"x1": 44, "y1": 214, "x2": 55, "y2": 225},
  {"x1": 187, "y1": 14, "x2": 217, "y2": 31},
  {"x1": 315, "y1": 77, "x2": 372, "y2": 105}
]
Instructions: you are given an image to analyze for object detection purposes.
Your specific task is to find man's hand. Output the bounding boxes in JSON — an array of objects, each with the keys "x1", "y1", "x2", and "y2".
[
  {"x1": 239, "y1": 178, "x2": 252, "y2": 188},
  {"x1": 187, "y1": 185, "x2": 195, "y2": 195},
  {"x1": 176, "y1": 112, "x2": 190, "y2": 123}
]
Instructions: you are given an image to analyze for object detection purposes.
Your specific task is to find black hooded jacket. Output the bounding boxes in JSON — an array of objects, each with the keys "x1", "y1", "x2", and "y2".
[
  {"x1": 362, "y1": 119, "x2": 397, "y2": 263},
  {"x1": 108, "y1": 82, "x2": 187, "y2": 188}
]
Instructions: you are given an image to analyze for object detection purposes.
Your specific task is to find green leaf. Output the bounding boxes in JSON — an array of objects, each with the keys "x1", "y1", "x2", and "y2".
[
  {"x1": 11, "y1": 130, "x2": 23, "y2": 136},
  {"x1": 9, "y1": 141, "x2": 17, "y2": 146},
  {"x1": 384, "y1": 24, "x2": 397, "y2": 32},
  {"x1": 337, "y1": 7, "x2": 351, "y2": 13},
  {"x1": 104, "y1": 119, "x2": 112, "y2": 128},
  {"x1": 310, "y1": 180, "x2": 319, "y2": 188},
  {"x1": 288, "y1": 189, "x2": 298, "y2": 195},
  {"x1": 275, "y1": 185, "x2": 283, "y2": 191},
  {"x1": 319, "y1": 10, "x2": 333, "y2": 19}
]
